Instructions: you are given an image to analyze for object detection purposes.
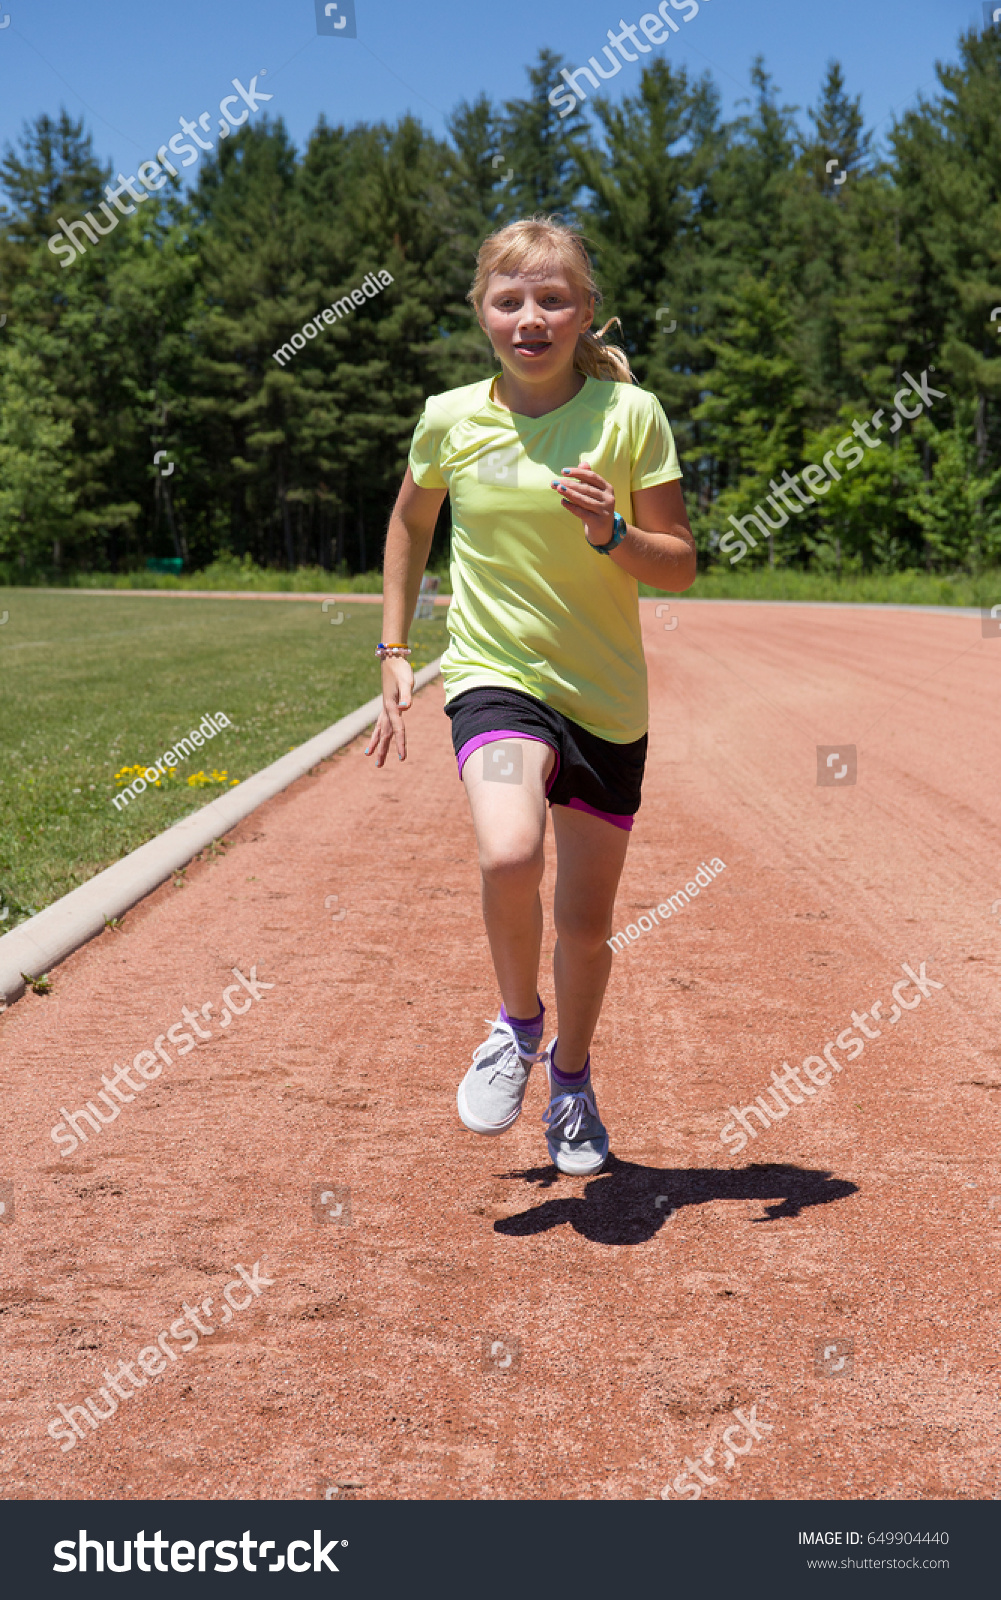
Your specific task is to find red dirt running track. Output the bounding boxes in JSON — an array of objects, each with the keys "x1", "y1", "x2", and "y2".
[{"x1": 2, "y1": 601, "x2": 999, "y2": 1502}]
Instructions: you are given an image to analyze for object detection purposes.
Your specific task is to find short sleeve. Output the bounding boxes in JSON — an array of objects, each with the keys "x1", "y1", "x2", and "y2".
[
  {"x1": 630, "y1": 392, "x2": 682, "y2": 491},
  {"x1": 408, "y1": 401, "x2": 449, "y2": 489}
]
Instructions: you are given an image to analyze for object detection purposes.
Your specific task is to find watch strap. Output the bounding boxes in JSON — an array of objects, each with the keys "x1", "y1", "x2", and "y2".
[{"x1": 593, "y1": 511, "x2": 627, "y2": 555}]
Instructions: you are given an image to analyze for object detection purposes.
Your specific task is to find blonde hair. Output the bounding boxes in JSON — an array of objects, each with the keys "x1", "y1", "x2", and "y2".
[{"x1": 467, "y1": 215, "x2": 634, "y2": 384}]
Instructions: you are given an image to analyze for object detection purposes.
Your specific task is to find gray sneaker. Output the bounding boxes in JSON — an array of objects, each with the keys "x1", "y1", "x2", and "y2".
[
  {"x1": 457, "y1": 1015, "x2": 547, "y2": 1136},
  {"x1": 542, "y1": 1044, "x2": 609, "y2": 1175}
]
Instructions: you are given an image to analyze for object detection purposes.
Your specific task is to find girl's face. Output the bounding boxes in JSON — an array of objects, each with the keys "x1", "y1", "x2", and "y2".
[{"x1": 479, "y1": 265, "x2": 593, "y2": 384}]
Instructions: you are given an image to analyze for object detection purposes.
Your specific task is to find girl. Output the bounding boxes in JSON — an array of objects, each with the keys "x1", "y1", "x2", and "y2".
[{"x1": 365, "y1": 216, "x2": 695, "y2": 1175}]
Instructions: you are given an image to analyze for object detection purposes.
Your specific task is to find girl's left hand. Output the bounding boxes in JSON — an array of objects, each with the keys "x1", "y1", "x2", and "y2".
[{"x1": 551, "y1": 462, "x2": 617, "y2": 548}]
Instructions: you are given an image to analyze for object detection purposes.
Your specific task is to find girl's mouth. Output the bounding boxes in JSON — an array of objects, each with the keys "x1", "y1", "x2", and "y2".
[{"x1": 513, "y1": 341, "x2": 551, "y2": 357}]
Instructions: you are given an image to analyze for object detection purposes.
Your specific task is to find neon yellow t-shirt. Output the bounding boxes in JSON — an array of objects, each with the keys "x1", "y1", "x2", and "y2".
[{"x1": 408, "y1": 373, "x2": 681, "y2": 743}]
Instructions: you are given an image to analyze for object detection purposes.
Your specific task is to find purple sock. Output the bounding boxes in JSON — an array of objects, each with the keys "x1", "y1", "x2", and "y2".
[
  {"x1": 551, "y1": 1040, "x2": 589, "y2": 1085},
  {"x1": 501, "y1": 998, "x2": 544, "y2": 1034}
]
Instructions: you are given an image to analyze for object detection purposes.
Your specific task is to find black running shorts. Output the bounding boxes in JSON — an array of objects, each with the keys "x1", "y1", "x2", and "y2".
[{"x1": 445, "y1": 686, "x2": 647, "y2": 832}]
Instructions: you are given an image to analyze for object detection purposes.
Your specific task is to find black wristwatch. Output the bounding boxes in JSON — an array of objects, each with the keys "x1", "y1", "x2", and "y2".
[{"x1": 591, "y1": 511, "x2": 627, "y2": 555}]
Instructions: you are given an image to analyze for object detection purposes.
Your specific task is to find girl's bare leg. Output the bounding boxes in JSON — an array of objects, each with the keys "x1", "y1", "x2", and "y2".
[
  {"x1": 550, "y1": 805, "x2": 631, "y2": 1075},
  {"x1": 460, "y1": 739, "x2": 555, "y2": 1018}
]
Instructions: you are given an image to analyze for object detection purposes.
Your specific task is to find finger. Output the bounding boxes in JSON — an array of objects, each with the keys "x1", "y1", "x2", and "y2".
[
  {"x1": 365, "y1": 716, "x2": 389, "y2": 768},
  {"x1": 558, "y1": 496, "x2": 587, "y2": 520},
  {"x1": 371, "y1": 710, "x2": 398, "y2": 768},
  {"x1": 389, "y1": 707, "x2": 407, "y2": 761},
  {"x1": 557, "y1": 487, "x2": 610, "y2": 515},
  {"x1": 552, "y1": 475, "x2": 607, "y2": 504},
  {"x1": 561, "y1": 464, "x2": 607, "y2": 488},
  {"x1": 562, "y1": 484, "x2": 608, "y2": 507},
  {"x1": 385, "y1": 697, "x2": 409, "y2": 762}
]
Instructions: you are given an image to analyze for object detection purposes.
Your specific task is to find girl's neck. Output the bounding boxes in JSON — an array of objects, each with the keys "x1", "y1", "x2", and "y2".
[{"x1": 492, "y1": 366, "x2": 587, "y2": 419}]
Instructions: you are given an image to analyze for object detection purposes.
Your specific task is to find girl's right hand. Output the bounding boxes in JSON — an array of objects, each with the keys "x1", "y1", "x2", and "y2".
[{"x1": 364, "y1": 656, "x2": 415, "y2": 765}]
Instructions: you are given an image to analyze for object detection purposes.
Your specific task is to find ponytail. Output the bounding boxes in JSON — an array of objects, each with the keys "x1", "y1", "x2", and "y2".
[{"x1": 574, "y1": 316, "x2": 634, "y2": 383}]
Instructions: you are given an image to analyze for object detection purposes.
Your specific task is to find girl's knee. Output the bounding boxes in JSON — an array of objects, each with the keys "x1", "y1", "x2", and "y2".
[
  {"x1": 553, "y1": 906, "x2": 614, "y2": 953},
  {"x1": 480, "y1": 840, "x2": 545, "y2": 889}
]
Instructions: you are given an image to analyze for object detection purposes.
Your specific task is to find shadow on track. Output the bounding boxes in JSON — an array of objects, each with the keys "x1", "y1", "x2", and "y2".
[{"x1": 492, "y1": 1156, "x2": 857, "y2": 1245}]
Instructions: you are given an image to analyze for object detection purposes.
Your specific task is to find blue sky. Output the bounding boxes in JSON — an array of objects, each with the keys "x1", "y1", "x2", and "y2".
[{"x1": 0, "y1": 0, "x2": 987, "y2": 184}]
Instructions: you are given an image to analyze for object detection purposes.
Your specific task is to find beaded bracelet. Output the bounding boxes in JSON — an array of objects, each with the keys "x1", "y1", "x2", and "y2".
[{"x1": 376, "y1": 642, "x2": 412, "y2": 659}]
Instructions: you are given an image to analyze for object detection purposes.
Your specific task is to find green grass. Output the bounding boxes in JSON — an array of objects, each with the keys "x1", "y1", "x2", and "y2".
[
  {"x1": 19, "y1": 557, "x2": 999, "y2": 607},
  {"x1": 17, "y1": 551, "x2": 453, "y2": 595},
  {"x1": 640, "y1": 567, "x2": 1001, "y2": 606},
  {"x1": 8, "y1": 537, "x2": 999, "y2": 609},
  {"x1": 0, "y1": 591, "x2": 448, "y2": 924}
]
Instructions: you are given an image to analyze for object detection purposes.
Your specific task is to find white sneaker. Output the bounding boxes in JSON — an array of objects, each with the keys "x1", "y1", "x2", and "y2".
[
  {"x1": 457, "y1": 1014, "x2": 547, "y2": 1136},
  {"x1": 542, "y1": 1043, "x2": 609, "y2": 1175}
]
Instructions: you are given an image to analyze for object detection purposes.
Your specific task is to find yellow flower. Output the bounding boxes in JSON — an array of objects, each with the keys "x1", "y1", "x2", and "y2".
[
  {"x1": 113, "y1": 761, "x2": 182, "y2": 789},
  {"x1": 115, "y1": 762, "x2": 236, "y2": 791},
  {"x1": 186, "y1": 769, "x2": 238, "y2": 788}
]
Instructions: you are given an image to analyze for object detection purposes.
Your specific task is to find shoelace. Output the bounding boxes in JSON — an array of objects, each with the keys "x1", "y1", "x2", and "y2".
[
  {"x1": 543, "y1": 1087, "x2": 597, "y2": 1142},
  {"x1": 471, "y1": 1018, "x2": 540, "y2": 1081}
]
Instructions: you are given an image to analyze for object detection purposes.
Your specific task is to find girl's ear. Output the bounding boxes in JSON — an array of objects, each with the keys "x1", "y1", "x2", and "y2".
[{"x1": 581, "y1": 296, "x2": 595, "y2": 335}]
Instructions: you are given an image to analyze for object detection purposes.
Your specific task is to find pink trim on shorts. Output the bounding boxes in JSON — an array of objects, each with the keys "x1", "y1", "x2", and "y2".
[
  {"x1": 560, "y1": 796, "x2": 634, "y2": 832},
  {"x1": 456, "y1": 731, "x2": 560, "y2": 796}
]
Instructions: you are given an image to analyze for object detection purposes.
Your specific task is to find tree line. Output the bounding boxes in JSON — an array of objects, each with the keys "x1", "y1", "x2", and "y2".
[{"x1": 2, "y1": 25, "x2": 1000, "y2": 581}]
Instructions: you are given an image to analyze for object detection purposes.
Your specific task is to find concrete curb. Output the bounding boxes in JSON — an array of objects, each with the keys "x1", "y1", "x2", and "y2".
[{"x1": 0, "y1": 658, "x2": 442, "y2": 1007}]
